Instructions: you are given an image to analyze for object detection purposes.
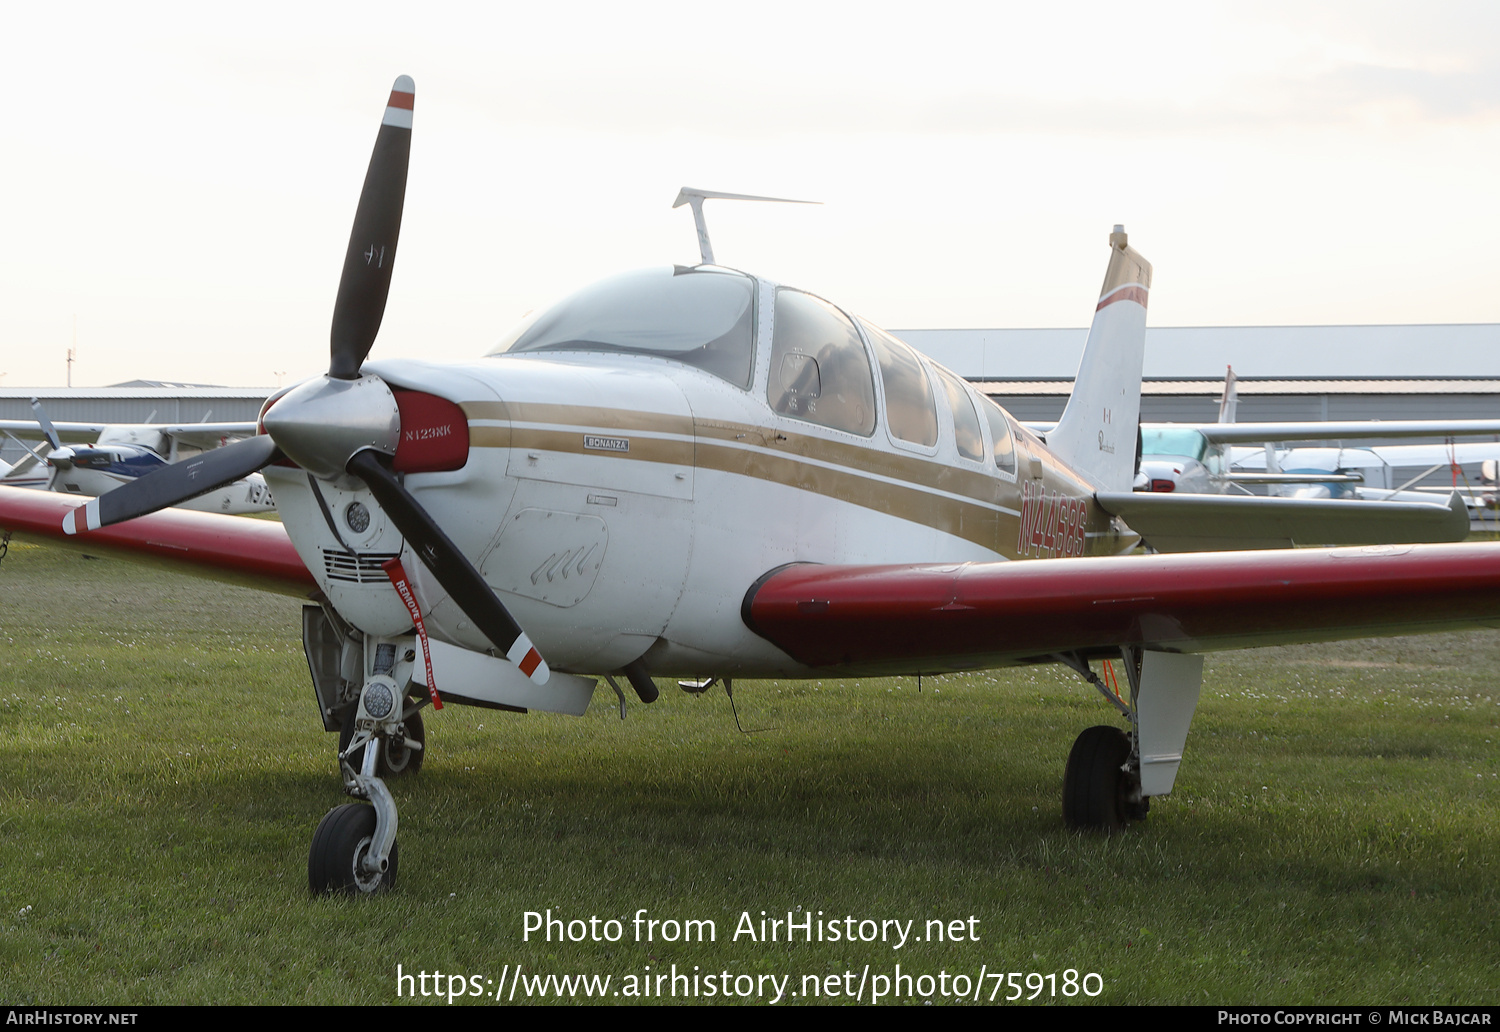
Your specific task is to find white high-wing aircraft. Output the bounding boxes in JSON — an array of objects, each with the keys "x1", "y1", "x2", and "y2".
[
  {"x1": 1136, "y1": 367, "x2": 1500, "y2": 506},
  {"x1": 0, "y1": 401, "x2": 275, "y2": 515},
  {"x1": 5, "y1": 77, "x2": 1500, "y2": 896}
]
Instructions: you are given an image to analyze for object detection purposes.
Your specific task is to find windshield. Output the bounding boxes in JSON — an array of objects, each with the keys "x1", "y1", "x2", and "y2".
[{"x1": 489, "y1": 266, "x2": 757, "y2": 387}]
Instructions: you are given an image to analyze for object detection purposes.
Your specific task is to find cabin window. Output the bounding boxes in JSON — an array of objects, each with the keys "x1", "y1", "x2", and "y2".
[
  {"x1": 767, "y1": 289, "x2": 877, "y2": 436},
  {"x1": 935, "y1": 367, "x2": 985, "y2": 462},
  {"x1": 490, "y1": 266, "x2": 757, "y2": 388},
  {"x1": 861, "y1": 321, "x2": 938, "y2": 448},
  {"x1": 977, "y1": 395, "x2": 1017, "y2": 475}
]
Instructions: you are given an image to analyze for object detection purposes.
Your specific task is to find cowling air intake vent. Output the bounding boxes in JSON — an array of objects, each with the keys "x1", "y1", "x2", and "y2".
[{"x1": 323, "y1": 548, "x2": 402, "y2": 583}]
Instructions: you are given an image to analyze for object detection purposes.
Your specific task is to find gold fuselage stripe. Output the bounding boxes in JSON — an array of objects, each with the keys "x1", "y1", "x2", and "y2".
[{"x1": 459, "y1": 401, "x2": 1110, "y2": 558}]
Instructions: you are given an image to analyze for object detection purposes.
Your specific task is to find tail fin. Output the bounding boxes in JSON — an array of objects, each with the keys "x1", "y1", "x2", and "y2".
[
  {"x1": 1218, "y1": 365, "x2": 1238, "y2": 423},
  {"x1": 1047, "y1": 226, "x2": 1151, "y2": 492}
]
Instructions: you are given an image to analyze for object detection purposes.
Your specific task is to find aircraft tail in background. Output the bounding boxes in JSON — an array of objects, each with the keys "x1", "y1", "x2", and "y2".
[{"x1": 1218, "y1": 365, "x2": 1239, "y2": 423}]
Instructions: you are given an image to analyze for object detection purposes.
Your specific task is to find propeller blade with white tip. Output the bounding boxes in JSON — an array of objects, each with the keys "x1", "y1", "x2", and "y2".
[
  {"x1": 61, "y1": 74, "x2": 549, "y2": 684},
  {"x1": 329, "y1": 76, "x2": 413, "y2": 380},
  {"x1": 62, "y1": 434, "x2": 280, "y2": 535}
]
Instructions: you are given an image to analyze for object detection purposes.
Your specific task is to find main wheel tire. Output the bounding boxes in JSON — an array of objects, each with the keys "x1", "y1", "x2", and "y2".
[
  {"x1": 308, "y1": 803, "x2": 399, "y2": 895},
  {"x1": 1062, "y1": 725, "x2": 1134, "y2": 833},
  {"x1": 339, "y1": 710, "x2": 425, "y2": 777}
]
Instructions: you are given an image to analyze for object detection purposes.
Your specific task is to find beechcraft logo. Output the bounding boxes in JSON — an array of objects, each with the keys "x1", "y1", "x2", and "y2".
[{"x1": 583, "y1": 434, "x2": 630, "y2": 453}]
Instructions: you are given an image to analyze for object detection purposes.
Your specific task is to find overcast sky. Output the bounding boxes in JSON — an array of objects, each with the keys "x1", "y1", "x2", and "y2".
[{"x1": 3, "y1": 1, "x2": 1498, "y2": 387}]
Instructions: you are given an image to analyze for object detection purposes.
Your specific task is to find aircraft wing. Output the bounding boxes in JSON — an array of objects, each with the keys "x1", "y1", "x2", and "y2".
[
  {"x1": 1194, "y1": 419, "x2": 1500, "y2": 445},
  {"x1": 0, "y1": 419, "x2": 107, "y2": 445},
  {"x1": 1094, "y1": 490, "x2": 1469, "y2": 551},
  {"x1": 1366, "y1": 441, "x2": 1500, "y2": 468},
  {"x1": 0, "y1": 419, "x2": 258, "y2": 447},
  {"x1": 155, "y1": 422, "x2": 261, "y2": 447},
  {"x1": 742, "y1": 542, "x2": 1500, "y2": 675},
  {"x1": 0, "y1": 485, "x2": 316, "y2": 598}
]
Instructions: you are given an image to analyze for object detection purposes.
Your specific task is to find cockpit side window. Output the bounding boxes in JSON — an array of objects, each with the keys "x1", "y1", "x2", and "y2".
[
  {"x1": 861, "y1": 322, "x2": 938, "y2": 448},
  {"x1": 767, "y1": 289, "x2": 876, "y2": 436},
  {"x1": 977, "y1": 394, "x2": 1017, "y2": 475},
  {"x1": 935, "y1": 367, "x2": 985, "y2": 462}
]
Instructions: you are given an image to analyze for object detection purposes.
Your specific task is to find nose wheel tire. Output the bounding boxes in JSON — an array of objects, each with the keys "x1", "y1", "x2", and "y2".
[
  {"x1": 1062, "y1": 725, "x2": 1136, "y2": 834},
  {"x1": 309, "y1": 803, "x2": 399, "y2": 895}
]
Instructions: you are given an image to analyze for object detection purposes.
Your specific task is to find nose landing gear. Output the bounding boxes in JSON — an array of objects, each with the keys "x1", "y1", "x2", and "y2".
[{"x1": 310, "y1": 676, "x2": 405, "y2": 895}]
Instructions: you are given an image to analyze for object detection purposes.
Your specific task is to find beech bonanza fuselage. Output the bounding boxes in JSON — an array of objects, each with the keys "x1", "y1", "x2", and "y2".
[{"x1": 268, "y1": 263, "x2": 1138, "y2": 684}]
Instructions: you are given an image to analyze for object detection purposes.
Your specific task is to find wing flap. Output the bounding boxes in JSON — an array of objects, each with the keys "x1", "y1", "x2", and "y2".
[
  {"x1": 743, "y1": 543, "x2": 1500, "y2": 673},
  {"x1": 0, "y1": 485, "x2": 315, "y2": 598}
]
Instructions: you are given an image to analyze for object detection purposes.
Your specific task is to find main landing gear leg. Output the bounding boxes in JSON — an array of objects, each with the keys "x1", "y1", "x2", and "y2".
[{"x1": 1056, "y1": 647, "x2": 1204, "y2": 833}]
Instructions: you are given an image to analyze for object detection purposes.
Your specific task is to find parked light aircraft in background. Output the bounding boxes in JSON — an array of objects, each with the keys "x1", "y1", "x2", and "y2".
[
  {"x1": 0, "y1": 401, "x2": 275, "y2": 514},
  {"x1": 1136, "y1": 367, "x2": 1500, "y2": 503},
  {"x1": 5, "y1": 77, "x2": 1500, "y2": 895},
  {"x1": 1135, "y1": 371, "x2": 1500, "y2": 534}
]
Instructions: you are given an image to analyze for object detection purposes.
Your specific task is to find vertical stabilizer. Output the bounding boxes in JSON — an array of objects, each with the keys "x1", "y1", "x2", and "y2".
[
  {"x1": 1047, "y1": 226, "x2": 1152, "y2": 492},
  {"x1": 1218, "y1": 365, "x2": 1238, "y2": 423}
]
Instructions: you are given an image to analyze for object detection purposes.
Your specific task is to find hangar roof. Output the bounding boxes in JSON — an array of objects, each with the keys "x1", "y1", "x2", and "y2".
[{"x1": 895, "y1": 325, "x2": 1500, "y2": 380}]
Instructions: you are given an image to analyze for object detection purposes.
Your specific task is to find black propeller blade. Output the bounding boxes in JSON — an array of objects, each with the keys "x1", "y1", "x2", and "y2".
[
  {"x1": 348, "y1": 451, "x2": 550, "y2": 683},
  {"x1": 63, "y1": 434, "x2": 280, "y2": 535},
  {"x1": 330, "y1": 76, "x2": 413, "y2": 379},
  {"x1": 59, "y1": 77, "x2": 418, "y2": 532},
  {"x1": 62, "y1": 76, "x2": 552, "y2": 683}
]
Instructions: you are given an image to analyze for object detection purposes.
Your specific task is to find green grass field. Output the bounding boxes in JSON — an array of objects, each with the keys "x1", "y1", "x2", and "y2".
[{"x1": 0, "y1": 541, "x2": 1496, "y2": 1005}]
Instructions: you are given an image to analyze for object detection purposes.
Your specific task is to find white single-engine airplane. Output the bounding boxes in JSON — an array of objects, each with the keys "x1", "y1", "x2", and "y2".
[
  {"x1": 0, "y1": 400, "x2": 275, "y2": 514},
  {"x1": 5, "y1": 77, "x2": 1500, "y2": 895}
]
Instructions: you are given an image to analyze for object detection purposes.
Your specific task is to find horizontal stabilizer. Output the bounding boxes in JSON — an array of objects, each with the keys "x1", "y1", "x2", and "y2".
[{"x1": 1095, "y1": 490, "x2": 1469, "y2": 552}]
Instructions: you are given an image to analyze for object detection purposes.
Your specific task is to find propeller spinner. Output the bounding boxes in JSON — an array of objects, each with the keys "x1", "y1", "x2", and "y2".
[{"x1": 61, "y1": 76, "x2": 550, "y2": 685}]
